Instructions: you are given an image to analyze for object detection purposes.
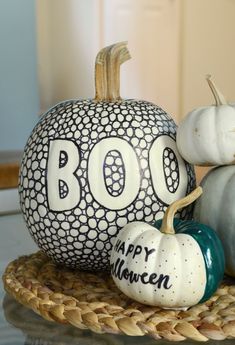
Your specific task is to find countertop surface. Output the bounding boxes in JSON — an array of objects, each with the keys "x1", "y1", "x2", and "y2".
[{"x1": 0, "y1": 213, "x2": 234, "y2": 345}]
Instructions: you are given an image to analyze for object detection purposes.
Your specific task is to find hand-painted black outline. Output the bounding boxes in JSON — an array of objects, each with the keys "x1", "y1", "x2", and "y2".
[
  {"x1": 45, "y1": 138, "x2": 82, "y2": 213},
  {"x1": 86, "y1": 136, "x2": 142, "y2": 211},
  {"x1": 58, "y1": 179, "x2": 69, "y2": 199},
  {"x1": 149, "y1": 134, "x2": 182, "y2": 207},
  {"x1": 59, "y1": 150, "x2": 68, "y2": 168},
  {"x1": 162, "y1": 147, "x2": 180, "y2": 194},
  {"x1": 103, "y1": 149, "x2": 125, "y2": 197}
]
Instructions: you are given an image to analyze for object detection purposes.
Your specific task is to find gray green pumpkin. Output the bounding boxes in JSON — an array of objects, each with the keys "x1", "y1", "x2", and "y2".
[{"x1": 194, "y1": 165, "x2": 235, "y2": 277}]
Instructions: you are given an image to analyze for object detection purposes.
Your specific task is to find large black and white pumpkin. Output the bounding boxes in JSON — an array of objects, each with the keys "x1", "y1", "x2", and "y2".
[{"x1": 19, "y1": 43, "x2": 195, "y2": 270}]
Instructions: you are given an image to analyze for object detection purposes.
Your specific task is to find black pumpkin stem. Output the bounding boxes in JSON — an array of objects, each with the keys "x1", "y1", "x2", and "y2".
[
  {"x1": 95, "y1": 42, "x2": 131, "y2": 102},
  {"x1": 160, "y1": 186, "x2": 203, "y2": 235}
]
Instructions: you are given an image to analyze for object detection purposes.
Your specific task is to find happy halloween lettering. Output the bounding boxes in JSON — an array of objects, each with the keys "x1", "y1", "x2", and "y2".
[
  {"x1": 114, "y1": 239, "x2": 156, "y2": 262},
  {"x1": 111, "y1": 240, "x2": 172, "y2": 289}
]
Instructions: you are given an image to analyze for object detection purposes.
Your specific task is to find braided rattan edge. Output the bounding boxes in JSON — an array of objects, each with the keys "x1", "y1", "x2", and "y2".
[{"x1": 2, "y1": 251, "x2": 235, "y2": 342}]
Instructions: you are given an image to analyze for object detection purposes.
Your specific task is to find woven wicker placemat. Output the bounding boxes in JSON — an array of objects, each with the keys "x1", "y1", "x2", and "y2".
[{"x1": 2, "y1": 251, "x2": 235, "y2": 342}]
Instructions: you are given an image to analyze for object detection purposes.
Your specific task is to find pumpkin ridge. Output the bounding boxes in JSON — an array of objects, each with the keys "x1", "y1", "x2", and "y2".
[
  {"x1": 155, "y1": 218, "x2": 225, "y2": 304},
  {"x1": 171, "y1": 233, "x2": 184, "y2": 306},
  {"x1": 180, "y1": 222, "x2": 225, "y2": 303}
]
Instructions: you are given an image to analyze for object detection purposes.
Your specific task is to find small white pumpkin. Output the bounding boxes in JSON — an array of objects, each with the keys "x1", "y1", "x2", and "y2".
[
  {"x1": 110, "y1": 187, "x2": 225, "y2": 309},
  {"x1": 176, "y1": 75, "x2": 235, "y2": 166}
]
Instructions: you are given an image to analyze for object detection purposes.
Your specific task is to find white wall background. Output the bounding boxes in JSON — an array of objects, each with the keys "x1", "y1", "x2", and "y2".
[
  {"x1": 0, "y1": 0, "x2": 39, "y2": 150},
  {"x1": 181, "y1": 0, "x2": 235, "y2": 116},
  {"x1": 37, "y1": 0, "x2": 181, "y2": 120},
  {"x1": 37, "y1": 0, "x2": 235, "y2": 126},
  {"x1": 37, "y1": 0, "x2": 101, "y2": 112}
]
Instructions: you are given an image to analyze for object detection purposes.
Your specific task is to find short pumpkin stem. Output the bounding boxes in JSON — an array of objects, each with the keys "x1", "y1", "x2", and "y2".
[
  {"x1": 206, "y1": 75, "x2": 227, "y2": 106},
  {"x1": 95, "y1": 42, "x2": 131, "y2": 102},
  {"x1": 160, "y1": 187, "x2": 203, "y2": 235}
]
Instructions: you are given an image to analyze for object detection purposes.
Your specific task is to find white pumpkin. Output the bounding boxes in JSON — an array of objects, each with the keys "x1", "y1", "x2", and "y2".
[
  {"x1": 19, "y1": 42, "x2": 195, "y2": 271},
  {"x1": 193, "y1": 165, "x2": 235, "y2": 277},
  {"x1": 176, "y1": 75, "x2": 235, "y2": 166},
  {"x1": 110, "y1": 187, "x2": 225, "y2": 309}
]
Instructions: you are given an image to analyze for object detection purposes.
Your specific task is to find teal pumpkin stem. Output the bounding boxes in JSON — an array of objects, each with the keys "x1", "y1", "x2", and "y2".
[
  {"x1": 160, "y1": 186, "x2": 203, "y2": 235},
  {"x1": 206, "y1": 75, "x2": 227, "y2": 106}
]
